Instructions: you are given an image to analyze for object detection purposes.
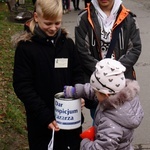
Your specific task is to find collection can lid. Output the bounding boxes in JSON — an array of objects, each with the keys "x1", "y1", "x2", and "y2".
[{"x1": 55, "y1": 92, "x2": 78, "y2": 100}]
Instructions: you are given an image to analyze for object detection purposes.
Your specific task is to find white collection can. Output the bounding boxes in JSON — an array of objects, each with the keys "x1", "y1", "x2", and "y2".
[{"x1": 54, "y1": 92, "x2": 81, "y2": 130}]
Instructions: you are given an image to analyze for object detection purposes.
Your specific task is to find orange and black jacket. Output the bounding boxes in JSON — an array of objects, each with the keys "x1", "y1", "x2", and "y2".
[{"x1": 75, "y1": 3, "x2": 142, "y2": 81}]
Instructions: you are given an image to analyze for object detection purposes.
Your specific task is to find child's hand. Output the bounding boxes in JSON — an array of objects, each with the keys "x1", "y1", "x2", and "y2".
[
  {"x1": 63, "y1": 86, "x2": 76, "y2": 98},
  {"x1": 48, "y1": 120, "x2": 60, "y2": 131},
  {"x1": 80, "y1": 126, "x2": 95, "y2": 141}
]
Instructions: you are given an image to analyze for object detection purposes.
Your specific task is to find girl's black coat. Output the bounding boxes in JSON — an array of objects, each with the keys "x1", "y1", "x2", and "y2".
[{"x1": 13, "y1": 30, "x2": 84, "y2": 150}]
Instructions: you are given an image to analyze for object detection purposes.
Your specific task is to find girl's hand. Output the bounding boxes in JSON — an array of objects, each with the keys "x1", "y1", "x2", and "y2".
[
  {"x1": 63, "y1": 86, "x2": 75, "y2": 98},
  {"x1": 48, "y1": 120, "x2": 60, "y2": 131}
]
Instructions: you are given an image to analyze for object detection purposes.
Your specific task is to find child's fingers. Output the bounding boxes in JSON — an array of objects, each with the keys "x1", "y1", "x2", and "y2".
[{"x1": 48, "y1": 121, "x2": 60, "y2": 131}]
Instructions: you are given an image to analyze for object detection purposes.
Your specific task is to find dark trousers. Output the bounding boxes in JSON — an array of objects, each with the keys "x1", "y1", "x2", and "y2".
[
  {"x1": 72, "y1": 0, "x2": 80, "y2": 10},
  {"x1": 62, "y1": 0, "x2": 69, "y2": 10},
  {"x1": 28, "y1": 125, "x2": 82, "y2": 150}
]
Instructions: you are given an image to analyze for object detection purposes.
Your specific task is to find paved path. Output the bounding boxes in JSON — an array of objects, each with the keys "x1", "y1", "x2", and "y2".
[{"x1": 62, "y1": 0, "x2": 150, "y2": 149}]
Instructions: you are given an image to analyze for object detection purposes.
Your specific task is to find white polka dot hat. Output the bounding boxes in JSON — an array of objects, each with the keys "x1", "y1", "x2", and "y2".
[{"x1": 90, "y1": 58, "x2": 126, "y2": 94}]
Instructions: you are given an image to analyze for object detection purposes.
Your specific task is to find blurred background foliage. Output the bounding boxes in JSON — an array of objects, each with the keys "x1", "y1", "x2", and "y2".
[{"x1": 0, "y1": 1, "x2": 34, "y2": 149}]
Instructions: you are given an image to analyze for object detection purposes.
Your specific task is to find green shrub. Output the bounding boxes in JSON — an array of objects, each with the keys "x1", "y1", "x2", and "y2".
[{"x1": 0, "y1": 2, "x2": 29, "y2": 149}]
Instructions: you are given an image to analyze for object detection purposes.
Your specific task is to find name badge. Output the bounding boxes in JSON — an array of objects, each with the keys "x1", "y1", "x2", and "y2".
[{"x1": 54, "y1": 58, "x2": 68, "y2": 68}]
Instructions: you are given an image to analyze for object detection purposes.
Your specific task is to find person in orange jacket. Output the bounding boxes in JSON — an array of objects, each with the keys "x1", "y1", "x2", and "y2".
[{"x1": 75, "y1": 0, "x2": 142, "y2": 121}]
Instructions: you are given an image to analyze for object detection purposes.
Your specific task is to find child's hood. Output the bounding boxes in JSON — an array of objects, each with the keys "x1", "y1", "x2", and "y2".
[{"x1": 99, "y1": 79, "x2": 144, "y2": 129}]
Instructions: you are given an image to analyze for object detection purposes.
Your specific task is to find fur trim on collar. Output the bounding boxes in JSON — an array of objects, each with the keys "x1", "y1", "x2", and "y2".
[
  {"x1": 11, "y1": 31, "x2": 33, "y2": 48},
  {"x1": 11, "y1": 28, "x2": 68, "y2": 48},
  {"x1": 102, "y1": 79, "x2": 140, "y2": 109}
]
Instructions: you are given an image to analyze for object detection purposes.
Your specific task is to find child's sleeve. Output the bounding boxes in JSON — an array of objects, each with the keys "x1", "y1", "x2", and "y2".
[{"x1": 74, "y1": 83, "x2": 96, "y2": 100}]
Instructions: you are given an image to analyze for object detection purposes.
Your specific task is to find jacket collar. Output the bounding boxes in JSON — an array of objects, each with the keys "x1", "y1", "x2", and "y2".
[{"x1": 87, "y1": 3, "x2": 130, "y2": 30}]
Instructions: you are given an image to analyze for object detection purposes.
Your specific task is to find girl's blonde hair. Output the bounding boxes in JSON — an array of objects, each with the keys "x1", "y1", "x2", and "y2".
[{"x1": 30, "y1": 0, "x2": 63, "y2": 33}]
